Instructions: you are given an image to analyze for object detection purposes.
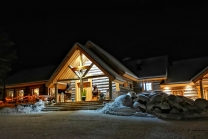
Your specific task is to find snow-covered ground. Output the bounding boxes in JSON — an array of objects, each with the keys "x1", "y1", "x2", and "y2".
[
  {"x1": 0, "y1": 111, "x2": 208, "y2": 139},
  {"x1": 1, "y1": 93, "x2": 208, "y2": 138}
]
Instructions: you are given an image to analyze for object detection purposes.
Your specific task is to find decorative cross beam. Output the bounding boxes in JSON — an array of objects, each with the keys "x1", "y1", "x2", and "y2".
[{"x1": 71, "y1": 66, "x2": 91, "y2": 72}]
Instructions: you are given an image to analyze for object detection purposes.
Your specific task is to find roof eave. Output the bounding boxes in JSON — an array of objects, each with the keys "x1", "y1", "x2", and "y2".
[{"x1": 137, "y1": 75, "x2": 167, "y2": 80}]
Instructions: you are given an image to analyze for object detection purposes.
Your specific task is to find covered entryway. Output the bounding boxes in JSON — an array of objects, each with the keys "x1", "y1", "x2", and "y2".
[
  {"x1": 192, "y1": 70, "x2": 208, "y2": 99},
  {"x1": 46, "y1": 43, "x2": 124, "y2": 103}
]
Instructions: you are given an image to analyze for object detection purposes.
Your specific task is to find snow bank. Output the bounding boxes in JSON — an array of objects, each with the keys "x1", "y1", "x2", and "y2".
[
  {"x1": 0, "y1": 100, "x2": 45, "y2": 114},
  {"x1": 97, "y1": 92, "x2": 208, "y2": 120}
]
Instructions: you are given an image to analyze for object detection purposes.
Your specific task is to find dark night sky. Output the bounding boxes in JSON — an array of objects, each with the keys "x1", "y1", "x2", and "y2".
[{"x1": 1, "y1": 2, "x2": 208, "y2": 75}]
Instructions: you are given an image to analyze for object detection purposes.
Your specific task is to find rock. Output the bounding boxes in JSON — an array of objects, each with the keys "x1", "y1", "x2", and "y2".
[
  {"x1": 114, "y1": 107, "x2": 136, "y2": 113},
  {"x1": 132, "y1": 101, "x2": 146, "y2": 112},
  {"x1": 172, "y1": 102, "x2": 183, "y2": 111},
  {"x1": 121, "y1": 95, "x2": 133, "y2": 107},
  {"x1": 169, "y1": 108, "x2": 180, "y2": 114},
  {"x1": 132, "y1": 102, "x2": 140, "y2": 109},
  {"x1": 127, "y1": 91, "x2": 137, "y2": 99},
  {"x1": 149, "y1": 93, "x2": 157, "y2": 99},
  {"x1": 167, "y1": 95, "x2": 178, "y2": 102},
  {"x1": 150, "y1": 95, "x2": 162, "y2": 102},
  {"x1": 160, "y1": 102, "x2": 170, "y2": 110},
  {"x1": 181, "y1": 105, "x2": 189, "y2": 112},
  {"x1": 152, "y1": 108, "x2": 162, "y2": 113},
  {"x1": 134, "y1": 95, "x2": 149, "y2": 104},
  {"x1": 151, "y1": 91, "x2": 164, "y2": 95},
  {"x1": 142, "y1": 93, "x2": 151, "y2": 97},
  {"x1": 185, "y1": 103, "x2": 198, "y2": 111},
  {"x1": 194, "y1": 99, "x2": 208, "y2": 110},
  {"x1": 146, "y1": 102, "x2": 158, "y2": 111},
  {"x1": 168, "y1": 99, "x2": 175, "y2": 106}
]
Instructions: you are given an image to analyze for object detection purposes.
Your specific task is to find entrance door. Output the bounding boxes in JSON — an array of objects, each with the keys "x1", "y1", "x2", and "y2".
[{"x1": 75, "y1": 79, "x2": 92, "y2": 101}]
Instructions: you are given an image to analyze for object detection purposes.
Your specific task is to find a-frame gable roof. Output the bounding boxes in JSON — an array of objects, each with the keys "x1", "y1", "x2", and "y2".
[
  {"x1": 192, "y1": 65, "x2": 208, "y2": 83},
  {"x1": 85, "y1": 41, "x2": 138, "y2": 80},
  {"x1": 46, "y1": 42, "x2": 126, "y2": 87}
]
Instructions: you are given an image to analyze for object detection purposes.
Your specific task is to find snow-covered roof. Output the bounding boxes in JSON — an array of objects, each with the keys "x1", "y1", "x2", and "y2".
[
  {"x1": 123, "y1": 55, "x2": 168, "y2": 79},
  {"x1": 165, "y1": 56, "x2": 208, "y2": 84},
  {"x1": 6, "y1": 65, "x2": 57, "y2": 86},
  {"x1": 85, "y1": 41, "x2": 138, "y2": 80}
]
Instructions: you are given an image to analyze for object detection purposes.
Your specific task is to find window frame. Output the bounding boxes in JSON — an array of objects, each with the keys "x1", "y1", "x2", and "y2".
[{"x1": 142, "y1": 81, "x2": 152, "y2": 92}]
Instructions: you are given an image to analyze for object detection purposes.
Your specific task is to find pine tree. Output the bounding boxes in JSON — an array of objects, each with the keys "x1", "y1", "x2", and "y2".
[{"x1": 0, "y1": 28, "x2": 17, "y2": 102}]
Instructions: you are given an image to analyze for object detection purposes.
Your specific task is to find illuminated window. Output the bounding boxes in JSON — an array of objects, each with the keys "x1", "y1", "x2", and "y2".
[
  {"x1": 32, "y1": 88, "x2": 39, "y2": 96},
  {"x1": 204, "y1": 89, "x2": 208, "y2": 100},
  {"x1": 17, "y1": 90, "x2": 24, "y2": 99},
  {"x1": 6, "y1": 90, "x2": 14, "y2": 98},
  {"x1": 143, "y1": 82, "x2": 152, "y2": 91},
  {"x1": 50, "y1": 88, "x2": 55, "y2": 97}
]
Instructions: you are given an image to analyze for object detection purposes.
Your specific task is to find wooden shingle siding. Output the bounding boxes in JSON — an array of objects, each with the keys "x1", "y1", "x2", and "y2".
[
  {"x1": 152, "y1": 80, "x2": 162, "y2": 91},
  {"x1": 92, "y1": 77, "x2": 116, "y2": 93},
  {"x1": 118, "y1": 76, "x2": 134, "y2": 95},
  {"x1": 184, "y1": 89, "x2": 198, "y2": 99},
  {"x1": 133, "y1": 81, "x2": 142, "y2": 94}
]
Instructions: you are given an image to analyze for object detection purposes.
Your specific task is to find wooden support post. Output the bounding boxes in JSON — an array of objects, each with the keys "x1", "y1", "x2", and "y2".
[
  {"x1": 109, "y1": 78, "x2": 112, "y2": 100},
  {"x1": 55, "y1": 83, "x2": 58, "y2": 103},
  {"x1": 80, "y1": 52, "x2": 83, "y2": 101},
  {"x1": 80, "y1": 77, "x2": 83, "y2": 101},
  {"x1": 200, "y1": 80, "x2": 204, "y2": 99}
]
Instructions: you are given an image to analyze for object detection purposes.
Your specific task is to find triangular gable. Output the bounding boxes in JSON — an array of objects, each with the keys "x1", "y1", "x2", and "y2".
[
  {"x1": 46, "y1": 43, "x2": 125, "y2": 88},
  {"x1": 192, "y1": 66, "x2": 208, "y2": 83},
  {"x1": 85, "y1": 41, "x2": 138, "y2": 81}
]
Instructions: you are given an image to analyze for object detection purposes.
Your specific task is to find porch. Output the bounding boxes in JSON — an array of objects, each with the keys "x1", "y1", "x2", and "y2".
[{"x1": 46, "y1": 46, "x2": 122, "y2": 103}]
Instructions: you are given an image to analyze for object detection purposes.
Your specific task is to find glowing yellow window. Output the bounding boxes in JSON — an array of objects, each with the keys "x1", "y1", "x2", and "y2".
[{"x1": 32, "y1": 88, "x2": 39, "y2": 96}]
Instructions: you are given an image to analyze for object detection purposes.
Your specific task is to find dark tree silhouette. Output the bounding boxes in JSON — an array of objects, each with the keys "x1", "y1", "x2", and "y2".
[{"x1": 0, "y1": 28, "x2": 17, "y2": 102}]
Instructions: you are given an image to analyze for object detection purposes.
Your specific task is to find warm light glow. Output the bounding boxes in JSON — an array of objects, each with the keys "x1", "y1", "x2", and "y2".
[
  {"x1": 164, "y1": 87, "x2": 170, "y2": 90},
  {"x1": 185, "y1": 85, "x2": 192, "y2": 90},
  {"x1": 164, "y1": 89, "x2": 171, "y2": 92},
  {"x1": 33, "y1": 88, "x2": 39, "y2": 96}
]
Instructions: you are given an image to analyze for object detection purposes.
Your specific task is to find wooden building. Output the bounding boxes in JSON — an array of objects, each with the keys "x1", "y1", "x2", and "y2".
[
  {"x1": 5, "y1": 41, "x2": 138, "y2": 102},
  {"x1": 124, "y1": 55, "x2": 208, "y2": 100},
  {"x1": 4, "y1": 41, "x2": 208, "y2": 102}
]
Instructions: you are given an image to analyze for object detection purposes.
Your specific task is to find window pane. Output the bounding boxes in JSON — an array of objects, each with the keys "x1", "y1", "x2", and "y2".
[
  {"x1": 7, "y1": 91, "x2": 14, "y2": 98},
  {"x1": 146, "y1": 83, "x2": 152, "y2": 91},
  {"x1": 34, "y1": 88, "x2": 39, "y2": 96},
  {"x1": 143, "y1": 83, "x2": 146, "y2": 91}
]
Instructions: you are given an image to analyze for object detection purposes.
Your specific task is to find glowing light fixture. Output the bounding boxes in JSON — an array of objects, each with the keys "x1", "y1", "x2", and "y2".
[{"x1": 164, "y1": 87, "x2": 169, "y2": 90}]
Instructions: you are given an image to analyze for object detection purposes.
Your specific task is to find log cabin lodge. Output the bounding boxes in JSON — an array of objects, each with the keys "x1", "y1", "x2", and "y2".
[{"x1": 3, "y1": 41, "x2": 208, "y2": 102}]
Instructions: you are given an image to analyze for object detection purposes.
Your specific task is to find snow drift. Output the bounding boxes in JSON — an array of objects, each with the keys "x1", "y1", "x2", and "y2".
[{"x1": 0, "y1": 100, "x2": 45, "y2": 114}]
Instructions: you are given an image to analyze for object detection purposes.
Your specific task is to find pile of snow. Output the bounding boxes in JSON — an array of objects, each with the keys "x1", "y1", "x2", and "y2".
[
  {"x1": 0, "y1": 100, "x2": 45, "y2": 114},
  {"x1": 98, "y1": 92, "x2": 208, "y2": 120}
]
